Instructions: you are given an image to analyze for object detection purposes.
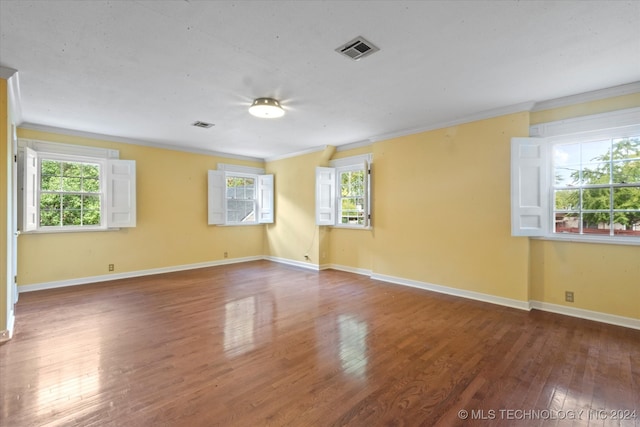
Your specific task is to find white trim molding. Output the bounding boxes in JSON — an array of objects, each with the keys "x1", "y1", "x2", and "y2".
[
  {"x1": 530, "y1": 301, "x2": 640, "y2": 331},
  {"x1": 371, "y1": 272, "x2": 532, "y2": 311},
  {"x1": 530, "y1": 106, "x2": 640, "y2": 138},
  {"x1": 264, "y1": 256, "x2": 321, "y2": 271},
  {"x1": 18, "y1": 256, "x2": 263, "y2": 293},
  {"x1": 531, "y1": 81, "x2": 640, "y2": 112}
]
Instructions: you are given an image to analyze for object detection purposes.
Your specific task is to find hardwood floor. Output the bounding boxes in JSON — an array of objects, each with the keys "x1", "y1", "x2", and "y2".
[{"x1": 1, "y1": 260, "x2": 638, "y2": 426}]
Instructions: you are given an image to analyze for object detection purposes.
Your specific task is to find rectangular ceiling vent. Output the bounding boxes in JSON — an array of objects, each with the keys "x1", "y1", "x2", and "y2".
[
  {"x1": 192, "y1": 121, "x2": 214, "y2": 128},
  {"x1": 335, "y1": 36, "x2": 379, "y2": 61}
]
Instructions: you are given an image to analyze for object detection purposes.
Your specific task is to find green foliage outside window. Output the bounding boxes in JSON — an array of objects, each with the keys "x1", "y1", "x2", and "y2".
[
  {"x1": 40, "y1": 159, "x2": 102, "y2": 227},
  {"x1": 340, "y1": 170, "x2": 365, "y2": 224},
  {"x1": 554, "y1": 137, "x2": 640, "y2": 234}
]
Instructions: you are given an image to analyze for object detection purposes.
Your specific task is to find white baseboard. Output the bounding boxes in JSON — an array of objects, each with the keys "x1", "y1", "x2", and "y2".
[
  {"x1": 324, "y1": 263, "x2": 372, "y2": 276},
  {"x1": 18, "y1": 256, "x2": 263, "y2": 293},
  {"x1": 264, "y1": 256, "x2": 320, "y2": 271},
  {"x1": 371, "y1": 272, "x2": 532, "y2": 311},
  {"x1": 530, "y1": 301, "x2": 640, "y2": 330},
  {"x1": 16, "y1": 258, "x2": 639, "y2": 331}
]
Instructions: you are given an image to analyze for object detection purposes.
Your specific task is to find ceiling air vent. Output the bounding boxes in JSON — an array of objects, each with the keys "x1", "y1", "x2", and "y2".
[
  {"x1": 192, "y1": 121, "x2": 214, "y2": 128},
  {"x1": 335, "y1": 36, "x2": 379, "y2": 60}
]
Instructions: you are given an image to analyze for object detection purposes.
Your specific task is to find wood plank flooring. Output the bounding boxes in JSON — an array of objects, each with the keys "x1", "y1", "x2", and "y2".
[{"x1": 1, "y1": 260, "x2": 638, "y2": 426}]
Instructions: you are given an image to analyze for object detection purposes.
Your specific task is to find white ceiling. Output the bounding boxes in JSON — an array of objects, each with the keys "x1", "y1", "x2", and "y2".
[{"x1": 1, "y1": 0, "x2": 639, "y2": 160}]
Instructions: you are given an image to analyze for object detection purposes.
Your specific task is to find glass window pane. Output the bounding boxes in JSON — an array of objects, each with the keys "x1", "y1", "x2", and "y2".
[
  {"x1": 63, "y1": 194, "x2": 82, "y2": 209},
  {"x1": 41, "y1": 176, "x2": 61, "y2": 191},
  {"x1": 83, "y1": 178, "x2": 100, "y2": 192},
  {"x1": 82, "y1": 163, "x2": 100, "y2": 179},
  {"x1": 63, "y1": 177, "x2": 82, "y2": 192},
  {"x1": 554, "y1": 213, "x2": 579, "y2": 234},
  {"x1": 40, "y1": 210, "x2": 60, "y2": 227},
  {"x1": 612, "y1": 159, "x2": 640, "y2": 184},
  {"x1": 581, "y1": 140, "x2": 610, "y2": 164},
  {"x1": 63, "y1": 210, "x2": 81, "y2": 226},
  {"x1": 82, "y1": 210, "x2": 101, "y2": 226},
  {"x1": 583, "y1": 212, "x2": 610, "y2": 235},
  {"x1": 553, "y1": 143, "x2": 580, "y2": 167},
  {"x1": 611, "y1": 137, "x2": 640, "y2": 161},
  {"x1": 554, "y1": 165, "x2": 580, "y2": 186},
  {"x1": 41, "y1": 160, "x2": 61, "y2": 176},
  {"x1": 613, "y1": 186, "x2": 640, "y2": 210},
  {"x1": 554, "y1": 189, "x2": 579, "y2": 211},
  {"x1": 63, "y1": 162, "x2": 82, "y2": 177},
  {"x1": 40, "y1": 193, "x2": 61, "y2": 209},
  {"x1": 236, "y1": 185, "x2": 246, "y2": 199},
  {"x1": 83, "y1": 195, "x2": 101, "y2": 210},
  {"x1": 582, "y1": 162, "x2": 609, "y2": 185},
  {"x1": 582, "y1": 188, "x2": 610, "y2": 211}
]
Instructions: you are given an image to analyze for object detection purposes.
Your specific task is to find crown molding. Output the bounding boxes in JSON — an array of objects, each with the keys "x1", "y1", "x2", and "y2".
[
  {"x1": 531, "y1": 81, "x2": 640, "y2": 112},
  {"x1": 0, "y1": 66, "x2": 17, "y2": 79},
  {"x1": 2, "y1": 68, "x2": 24, "y2": 125},
  {"x1": 18, "y1": 122, "x2": 264, "y2": 163},
  {"x1": 264, "y1": 145, "x2": 329, "y2": 162},
  {"x1": 367, "y1": 101, "x2": 536, "y2": 144}
]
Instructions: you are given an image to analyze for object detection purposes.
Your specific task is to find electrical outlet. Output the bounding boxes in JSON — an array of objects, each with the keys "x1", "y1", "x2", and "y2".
[
  {"x1": 224, "y1": 252, "x2": 228, "y2": 258},
  {"x1": 565, "y1": 291, "x2": 574, "y2": 303},
  {"x1": 108, "y1": 264, "x2": 114, "y2": 272}
]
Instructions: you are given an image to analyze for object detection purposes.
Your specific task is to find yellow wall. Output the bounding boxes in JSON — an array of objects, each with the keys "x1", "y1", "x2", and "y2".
[
  {"x1": 0, "y1": 78, "x2": 8, "y2": 331},
  {"x1": 530, "y1": 240, "x2": 639, "y2": 318},
  {"x1": 371, "y1": 113, "x2": 531, "y2": 301},
  {"x1": 528, "y1": 95, "x2": 640, "y2": 319},
  {"x1": 265, "y1": 149, "x2": 327, "y2": 265},
  {"x1": 17, "y1": 128, "x2": 265, "y2": 285}
]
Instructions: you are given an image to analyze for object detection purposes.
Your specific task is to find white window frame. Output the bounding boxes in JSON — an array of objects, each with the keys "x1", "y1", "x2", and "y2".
[
  {"x1": 207, "y1": 164, "x2": 274, "y2": 226},
  {"x1": 511, "y1": 107, "x2": 640, "y2": 245},
  {"x1": 18, "y1": 139, "x2": 136, "y2": 233},
  {"x1": 315, "y1": 154, "x2": 372, "y2": 229}
]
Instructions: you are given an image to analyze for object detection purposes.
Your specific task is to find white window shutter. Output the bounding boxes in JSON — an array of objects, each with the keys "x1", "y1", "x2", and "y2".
[
  {"x1": 511, "y1": 137, "x2": 549, "y2": 236},
  {"x1": 362, "y1": 160, "x2": 369, "y2": 227},
  {"x1": 316, "y1": 167, "x2": 336, "y2": 226},
  {"x1": 208, "y1": 170, "x2": 225, "y2": 225},
  {"x1": 107, "y1": 160, "x2": 137, "y2": 228},
  {"x1": 258, "y1": 174, "x2": 274, "y2": 224},
  {"x1": 23, "y1": 147, "x2": 38, "y2": 232}
]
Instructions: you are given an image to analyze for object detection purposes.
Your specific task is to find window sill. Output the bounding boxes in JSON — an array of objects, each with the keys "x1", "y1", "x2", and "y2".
[
  {"x1": 532, "y1": 234, "x2": 640, "y2": 246},
  {"x1": 331, "y1": 225, "x2": 372, "y2": 231},
  {"x1": 19, "y1": 227, "x2": 120, "y2": 235}
]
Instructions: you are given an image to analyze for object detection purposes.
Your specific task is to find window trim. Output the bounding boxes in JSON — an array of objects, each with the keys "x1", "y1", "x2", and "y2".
[
  {"x1": 315, "y1": 154, "x2": 373, "y2": 230},
  {"x1": 18, "y1": 139, "x2": 136, "y2": 233},
  {"x1": 207, "y1": 164, "x2": 274, "y2": 226},
  {"x1": 511, "y1": 108, "x2": 640, "y2": 246}
]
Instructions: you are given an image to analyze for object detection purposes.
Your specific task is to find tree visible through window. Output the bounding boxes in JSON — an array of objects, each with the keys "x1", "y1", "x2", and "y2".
[
  {"x1": 40, "y1": 159, "x2": 102, "y2": 227},
  {"x1": 553, "y1": 136, "x2": 640, "y2": 236},
  {"x1": 339, "y1": 170, "x2": 366, "y2": 225}
]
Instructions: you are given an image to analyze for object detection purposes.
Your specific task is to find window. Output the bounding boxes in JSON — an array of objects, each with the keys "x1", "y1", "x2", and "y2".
[
  {"x1": 316, "y1": 154, "x2": 372, "y2": 228},
  {"x1": 19, "y1": 139, "x2": 136, "y2": 232},
  {"x1": 553, "y1": 136, "x2": 640, "y2": 237},
  {"x1": 39, "y1": 157, "x2": 102, "y2": 227},
  {"x1": 207, "y1": 165, "x2": 273, "y2": 225},
  {"x1": 511, "y1": 107, "x2": 640, "y2": 244}
]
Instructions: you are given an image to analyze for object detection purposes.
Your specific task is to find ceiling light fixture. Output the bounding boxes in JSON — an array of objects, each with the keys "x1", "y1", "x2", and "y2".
[{"x1": 249, "y1": 97, "x2": 285, "y2": 118}]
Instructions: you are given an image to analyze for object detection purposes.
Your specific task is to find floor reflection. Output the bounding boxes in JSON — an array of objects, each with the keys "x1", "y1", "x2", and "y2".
[
  {"x1": 224, "y1": 294, "x2": 274, "y2": 357},
  {"x1": 35, "y1": 338, "x2": 102, "y2": 417},
  {"x1": 338, "y1": 314, "x2": 368, "y2": 379}
]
